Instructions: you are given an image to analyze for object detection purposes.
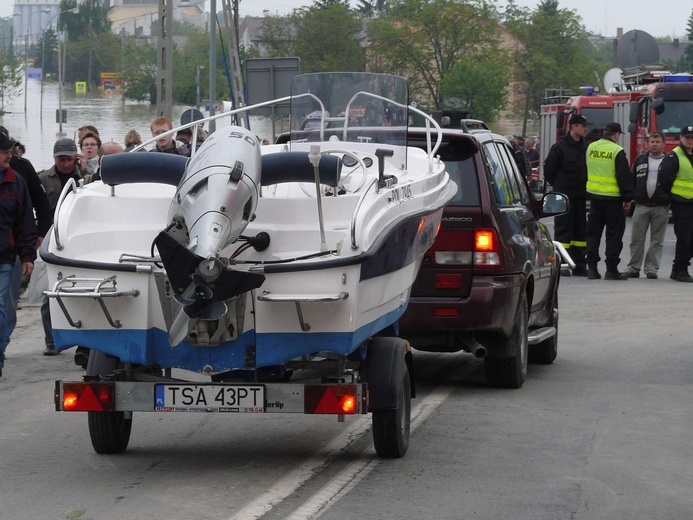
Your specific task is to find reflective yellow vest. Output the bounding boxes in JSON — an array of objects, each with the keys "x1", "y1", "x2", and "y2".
[
  {"x1": 670, "y1": 146, "x2": 693, "y2": 199},
  {"x1": 586, "y1": 139, "x2": 623, "y2": 197}
]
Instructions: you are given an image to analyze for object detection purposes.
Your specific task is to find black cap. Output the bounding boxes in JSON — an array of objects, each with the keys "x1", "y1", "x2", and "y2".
[
  {"x1": 681, "y1": 125, "x2": 693, "y2": 137},
  {"x1": 605, "y1": 122, "x2": 622, "y2": 133},
  {"x1": 0, "y1": 133, "x2": 17, "y2": 151},
  {"x1": 568, "y1": 114, "x2": 587, "y2": 126}
]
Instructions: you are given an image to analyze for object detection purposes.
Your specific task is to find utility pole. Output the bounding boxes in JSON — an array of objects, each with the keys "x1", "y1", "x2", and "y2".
[
  {"x1": 155, "y1": 0, "x2": 173, "y2": 118},
  {"x1": 209, "y1": 0, "x2": 217, "y2": 132},
  {"x1": 220, "y1": 0, "x2": 245, "y2": 127}
]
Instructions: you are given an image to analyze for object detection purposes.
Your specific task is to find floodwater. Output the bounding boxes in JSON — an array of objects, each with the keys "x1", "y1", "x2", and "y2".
[{"x1": 0, "y1": 78, "x2": 275, "y2": 172}]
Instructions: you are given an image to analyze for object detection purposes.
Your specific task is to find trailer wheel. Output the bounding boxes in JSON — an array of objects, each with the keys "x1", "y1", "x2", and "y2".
[
  {"x1": 86, "y1": 351, "x2": 132, "y2": 454},
  {"x1": 372, "y1": 359, "x2": 411, "y2": 458},
  {"x1": 88, "y1": 411, "x2": 132, "y2": 454}
]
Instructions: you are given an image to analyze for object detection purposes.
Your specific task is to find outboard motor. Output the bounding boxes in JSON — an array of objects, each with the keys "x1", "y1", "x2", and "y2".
[{"x1": 154, "y1": 126, "x2": 265, "y2": 330}]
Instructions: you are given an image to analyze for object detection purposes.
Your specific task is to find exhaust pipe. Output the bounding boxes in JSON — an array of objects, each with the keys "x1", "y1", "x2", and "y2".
[{"x1": 460, "y1": 336, "x2": 487, "y2": 359}]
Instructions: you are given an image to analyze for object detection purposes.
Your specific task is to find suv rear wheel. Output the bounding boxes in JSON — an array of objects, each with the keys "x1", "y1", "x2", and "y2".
[{"x1": 484, "y1": 294, "x2": 528, "y2": 389}]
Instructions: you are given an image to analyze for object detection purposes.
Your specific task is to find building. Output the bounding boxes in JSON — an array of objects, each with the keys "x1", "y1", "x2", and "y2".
[{"x1": 11, "y1": 0, "x2": 206, "y2": 47}]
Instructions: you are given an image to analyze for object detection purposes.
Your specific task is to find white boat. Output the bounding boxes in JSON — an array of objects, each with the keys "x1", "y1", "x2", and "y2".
[{"x1": 47, "y1": 72, "x2": 457, "y2": 457}]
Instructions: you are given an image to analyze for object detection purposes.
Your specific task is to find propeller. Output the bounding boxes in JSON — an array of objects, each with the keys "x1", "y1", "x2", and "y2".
[{"x1": 174, "y1": 274, "x2": 229, "y2": 320}]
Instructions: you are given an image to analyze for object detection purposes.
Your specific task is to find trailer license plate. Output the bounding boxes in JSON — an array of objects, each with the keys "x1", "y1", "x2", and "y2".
[{"x1": 155, "y1": 384, "x2": 265, "y2": 412}]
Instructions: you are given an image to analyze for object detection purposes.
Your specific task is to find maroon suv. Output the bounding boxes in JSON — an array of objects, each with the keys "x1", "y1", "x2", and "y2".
[{"x1": 399, "y1": 130, "x2": 568, "y2": 389}]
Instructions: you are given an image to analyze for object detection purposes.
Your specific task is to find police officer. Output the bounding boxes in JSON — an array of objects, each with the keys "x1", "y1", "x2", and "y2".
[
  {"x1": 658, "y1": 124, "x2": 693, "y2": 282},
  {"x1": 543, "y1": 114, "x2": 589, "y2": 275},
  {"x1": 585, "y1": 122, "x2": 633, "y2": 280}
]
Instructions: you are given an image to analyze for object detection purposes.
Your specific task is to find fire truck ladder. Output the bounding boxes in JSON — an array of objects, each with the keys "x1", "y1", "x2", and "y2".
[{"x1": 220, "y1": 0, "x2": 246, "y2": 127}]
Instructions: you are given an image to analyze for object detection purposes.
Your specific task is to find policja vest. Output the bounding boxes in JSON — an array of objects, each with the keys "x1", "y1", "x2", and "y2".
[
  {"x1": 586, "y1": 138, "x2": 623, "y2": 197},
  {"x1": 670, "y1": 146, "x2": 693, "y2": 200}
]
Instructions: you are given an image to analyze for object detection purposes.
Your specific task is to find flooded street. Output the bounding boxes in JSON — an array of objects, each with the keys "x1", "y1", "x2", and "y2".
[{"x1": 0, "y1": 78, "x2": 276, "y2": 171}]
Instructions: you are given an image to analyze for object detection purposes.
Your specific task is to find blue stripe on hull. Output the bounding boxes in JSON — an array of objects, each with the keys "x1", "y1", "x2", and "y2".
[{"x1": 54, "y1": 306, "x2": 407, "y2": 372}]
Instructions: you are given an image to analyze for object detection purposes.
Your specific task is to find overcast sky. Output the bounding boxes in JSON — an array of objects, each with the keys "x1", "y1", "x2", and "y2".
[{"x1": 2, "y1": 0, "x2": 690, "y2": 38}]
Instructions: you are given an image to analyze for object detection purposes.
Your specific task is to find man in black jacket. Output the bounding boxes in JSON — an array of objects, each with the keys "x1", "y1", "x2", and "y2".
[
  {"x1": 658, "y1": 125, "x2": 693, "y2": 282},
  {"x1": 0, "y1": 133, "x2": 37, "y2": 377},
  {"x1": 543, "y1": 114, "x2": 589, "y2": 275},
  {"x1": 624, "y1": 132, "x2": 669, "y2": 279},
  {"x1": 0, "y1": 127, "x2": 52, "y2": 352}
]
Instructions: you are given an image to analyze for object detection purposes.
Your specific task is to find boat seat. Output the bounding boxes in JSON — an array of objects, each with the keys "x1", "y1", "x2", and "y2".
[
  {"x1": 261, "y1": 152, "x2": 342, "y2": 187},
  {"x1": 100, "y1": 153, "x2": 188, "y2": 186}
]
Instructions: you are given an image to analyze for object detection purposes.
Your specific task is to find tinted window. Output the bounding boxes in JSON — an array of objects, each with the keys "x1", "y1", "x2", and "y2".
[
  {"x1": 411, "y1": 138, "x2": 480, "y2": 206},
  {"x1": 496, "y1": 142, "x2": 530, "y2": 206},
  {"x1": 482, "y1": 142, "x2": 513, "y2": 205}
]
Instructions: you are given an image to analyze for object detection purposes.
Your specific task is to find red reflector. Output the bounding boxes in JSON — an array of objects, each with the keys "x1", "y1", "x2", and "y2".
[
  {"x1": 432, "y1": 307, "x2": 460, "y2": 317},
  {"x1": 435, "y1": 274, "x2": 462, "y2": 289},
  {"x1": 305, "y1": 384, "x2": 359, "y2": 414},
  {"x1": 60, "y1": 382, "x2": 115, "y2": 412}
]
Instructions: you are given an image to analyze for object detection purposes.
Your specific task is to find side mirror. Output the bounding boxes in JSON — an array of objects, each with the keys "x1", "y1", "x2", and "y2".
[
  {"x1": 628, "y1": 123, "x2": 638, "y2": 134},
  {"x1": 652, "y1": 97, "x2": 665, "y2": 115},
  {"x1": 541, "y1": 192, "x2": 569, "y2": 217}
]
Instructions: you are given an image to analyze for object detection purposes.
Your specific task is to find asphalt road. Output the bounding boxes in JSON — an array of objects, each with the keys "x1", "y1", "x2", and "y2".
[{"x1": 1, "y1": 218, "x2": 692, "y2": 520}]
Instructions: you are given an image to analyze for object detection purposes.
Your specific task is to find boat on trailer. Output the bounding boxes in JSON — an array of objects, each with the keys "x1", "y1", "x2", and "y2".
[{"x1": 48, "y1": 72, "x2": 457, "y2": 457}]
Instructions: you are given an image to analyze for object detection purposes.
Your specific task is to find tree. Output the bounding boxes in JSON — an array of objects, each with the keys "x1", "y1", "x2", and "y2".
[
  {"x1": 684, "y1": 10, "x2": 693, "y2": 72},
  {"x1": 440, "y1": 53, "x2": 511, "y2": 122},
  {"x1": 366, "y1": 0, "x2": 503, "y2": 108},
  {"x1": 355, "y1": 0, "x2": 391, "y2": 18},
  {"x1": 34, "y1": 29, "x2": 59, "y2": 77},
  {"x1": 260, "y1": 1, "x2": 366, "y2": 73},
  {"x1": 121, "y1": 38, "x2": 157, "y2": 103},
  {"x1": 0, "y1": 53, "x2": 23, "y2": 113},
  {"x1": 58, "y1": 0, "x2": 113, "y2": 89},
  {"x1": 502, "y1": 0, "x2": 608, "y2": 135}
]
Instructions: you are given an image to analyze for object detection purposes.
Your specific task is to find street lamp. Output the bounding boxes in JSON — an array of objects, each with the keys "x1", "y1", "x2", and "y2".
[
  {"x1": 23, "y1": 8, "x2": 50, "y2": 115},
  {"x1": 40, "y1": 7, "x2": 79, "y2": 119}
]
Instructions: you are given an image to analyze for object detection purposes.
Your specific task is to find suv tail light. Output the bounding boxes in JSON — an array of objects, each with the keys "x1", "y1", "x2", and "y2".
[
  {"x1": 473, "y1": 230, "x2": 501, "y2": 267},
  {"x1": 430, "y1": 229, "x2": 502, "y2": 268}
]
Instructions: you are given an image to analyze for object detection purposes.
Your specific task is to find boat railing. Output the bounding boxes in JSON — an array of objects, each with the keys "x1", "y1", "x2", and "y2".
[
  {"x1": 131, "y1": 92, "x2": 327, "y2": 154},
  {"x1": 350, "y1": 177, "x2": 379, "y2": 250},
  {"x1": 53, "y1": 177, "x2": 80, "y2": 251}
]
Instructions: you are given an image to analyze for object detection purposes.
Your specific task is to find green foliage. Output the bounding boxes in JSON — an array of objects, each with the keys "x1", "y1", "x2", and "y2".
[
  {"x1": 121, "y1": 38, "x2": 157, "y2": 103},
  {"x1": 293, "y1": 2, "x2": 366, "y2": 72},
  {"x1": 33, "y1": 29, "x2": 59, "y2": 76},
  {"x1": 260, "y1": 1, "x2": 366, "y2": 73},
  {"x1": 501, "y1": 0, "x2": 608, "y2": 118},
  {"x1": 366, "y1": 0, "x2": 503, "y2": 108},
  {"x1": 440, "y1": 53, "x2": 511, "y2": 122},
  {"x1": 58, "y1": 0, "x2": 111, "y2": 43},
  {"x1": 684, "y1": 10, "x2": 693, "y2": 72},
  {"x1": 0, "y1": 53, "x2": 23, "y2": 112}
]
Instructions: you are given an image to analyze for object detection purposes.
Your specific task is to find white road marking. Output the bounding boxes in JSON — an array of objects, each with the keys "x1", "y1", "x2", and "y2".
[
  {"x1": 227, "y1": 386, "x2": 454, "y2": 520},
  {"x1": 288, "y1": 386, "x2": 455, "y2": 520}
]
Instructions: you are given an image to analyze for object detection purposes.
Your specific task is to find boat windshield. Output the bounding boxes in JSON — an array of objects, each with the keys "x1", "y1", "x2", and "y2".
[{"x1": 289, "y1": 72, "x2": 408, "y2": 169}]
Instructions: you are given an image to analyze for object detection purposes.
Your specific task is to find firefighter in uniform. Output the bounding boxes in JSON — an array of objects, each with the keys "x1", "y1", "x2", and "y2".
[
  {"x1": 585, "y1": 122, "x2": 633, "y2": 280},
  {"x1": 543, "y1": 114, "x2": 589, "y2": 275},
  {"x1": 658, "y1": 124, "x2": 693, "y2": 282}
]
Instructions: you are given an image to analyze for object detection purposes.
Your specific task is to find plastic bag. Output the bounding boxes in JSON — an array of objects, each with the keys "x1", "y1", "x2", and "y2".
[{"x1": 26, "y1": 259, "x2": 48, "y2": 304}]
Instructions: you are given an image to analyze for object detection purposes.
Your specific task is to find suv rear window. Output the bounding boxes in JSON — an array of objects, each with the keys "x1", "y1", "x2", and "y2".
[{"x1": 411, "y1": 139, "x2": 480, "y2": 206}]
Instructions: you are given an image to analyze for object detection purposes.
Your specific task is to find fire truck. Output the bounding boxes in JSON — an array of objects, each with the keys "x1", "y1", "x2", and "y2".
[
  {"x1": 538, "y1": 87, "x2": 640, "y2": 183},
  {"x1": 615, "y1": 66, "x2": 693, "y2": 158},
  {"x1": 539, "y1": 67, "x2": 693, "y2": 183}
]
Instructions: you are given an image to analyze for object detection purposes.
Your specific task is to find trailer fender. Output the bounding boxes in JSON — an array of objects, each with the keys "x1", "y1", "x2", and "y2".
[{"x1": 362, "y1": 337, "x2": 415, "y2": 411}]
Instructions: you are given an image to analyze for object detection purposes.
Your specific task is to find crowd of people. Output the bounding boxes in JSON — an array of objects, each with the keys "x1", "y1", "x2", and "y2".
[
  {"x1": 0, "y1": 116, "x2": 215, "y2": 377},
  {"x1": 544, "y1": 115, "x2": 693, "y2": 282},
  {"x1": 3, "y1": 113, "x2": 693, "y2": 377}
]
